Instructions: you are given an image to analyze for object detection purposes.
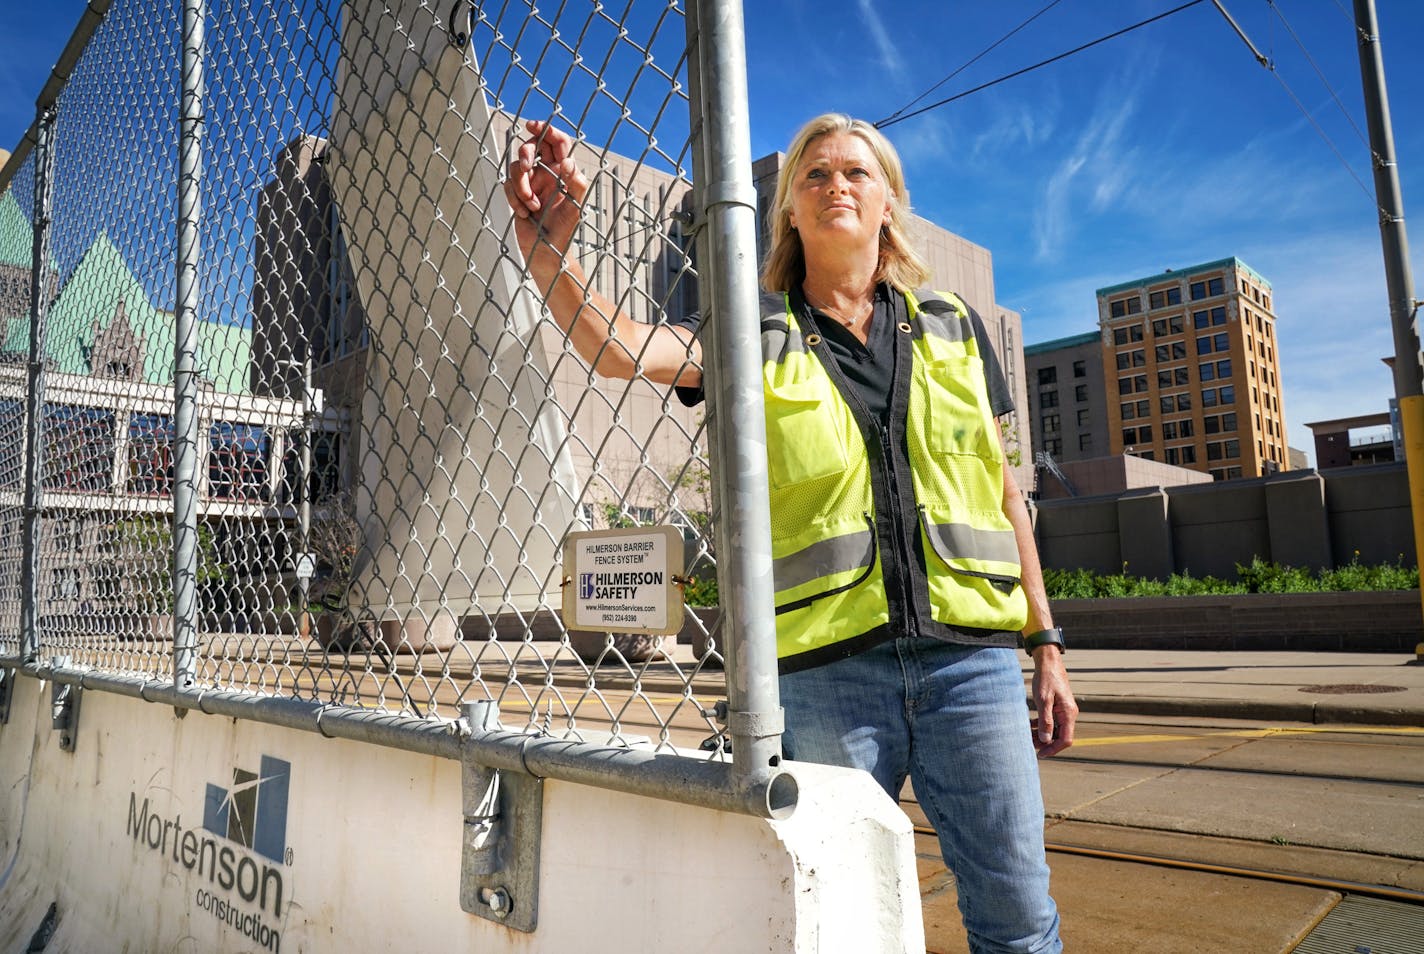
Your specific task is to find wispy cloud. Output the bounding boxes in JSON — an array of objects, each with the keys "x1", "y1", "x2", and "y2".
[
  {"x1": 1032, "y1": 83, "x2": 1142, "y2": 262},
  {"x1": 968, "y1": 100, "x2": 1057, "y2": 162},
  {"x1": 856, "y1": 0, "x2": 904, "y2": 83}
]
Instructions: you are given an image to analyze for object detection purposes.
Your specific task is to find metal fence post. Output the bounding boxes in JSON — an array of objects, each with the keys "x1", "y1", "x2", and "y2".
[
  {"x1": 687, "y1": 0, "x2": 785, "y2": 782},
  {"x1": 19, "y1": 106, "x2": 58, "y2": 665},
  {"x1": 172, "y1": 0, "x2": 206, "y2": 687}
]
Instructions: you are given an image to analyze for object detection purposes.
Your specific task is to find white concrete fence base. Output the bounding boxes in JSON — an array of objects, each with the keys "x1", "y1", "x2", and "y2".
[{"x1": 0, "y1": 677, "x2": 924, "y2": 953}]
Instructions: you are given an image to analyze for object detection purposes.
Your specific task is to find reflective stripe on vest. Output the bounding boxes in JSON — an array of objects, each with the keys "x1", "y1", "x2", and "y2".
[{"x1": 763, "y1": 289, "x2": 1026, "y2": 662}]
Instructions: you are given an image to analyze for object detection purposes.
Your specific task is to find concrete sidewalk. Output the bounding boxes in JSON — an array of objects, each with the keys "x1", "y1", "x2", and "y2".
[
  {"x1": 556, "y1": 642, "x2": 1424, "y2": 726},
  {"x1": 1039, "y1": 649, "x2": 1424, "y2": 726}
]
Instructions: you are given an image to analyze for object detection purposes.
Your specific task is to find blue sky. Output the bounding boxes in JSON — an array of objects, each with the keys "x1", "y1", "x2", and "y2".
[{"x1": 2, "y1": 0, "x2": 1421, "y2": 462}]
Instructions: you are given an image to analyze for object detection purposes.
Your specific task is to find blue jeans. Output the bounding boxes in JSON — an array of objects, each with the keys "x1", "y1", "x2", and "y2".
[{"x1": 780, "y1": 637, "x2": 1061, "y2": 954}]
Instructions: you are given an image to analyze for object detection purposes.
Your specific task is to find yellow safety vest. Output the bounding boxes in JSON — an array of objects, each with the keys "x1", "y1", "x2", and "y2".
[{"x1": 763, "y1": 288, "x2": 1027, "y2": 667}]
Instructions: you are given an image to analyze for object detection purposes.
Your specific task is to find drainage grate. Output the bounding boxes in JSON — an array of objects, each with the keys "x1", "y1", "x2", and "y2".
[
  {"x1": 1298, "y1": 684, "x2": 1408, "y2": 695},
  {"x1": 1293, "y1": 896, "x2": 1424, "y2": 954}
]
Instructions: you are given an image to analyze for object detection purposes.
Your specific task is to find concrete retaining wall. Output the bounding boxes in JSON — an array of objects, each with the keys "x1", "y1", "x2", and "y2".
[
  {"x1": 1051, "y1": 589, "x2": 1422, "y2": 652},
  {"x1": 1034, "y1": 462, "x2": 1413, "y2": 579}
]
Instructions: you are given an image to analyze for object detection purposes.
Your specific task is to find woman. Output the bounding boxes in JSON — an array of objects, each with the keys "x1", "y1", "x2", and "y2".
[{"x1": 506, "y1": 113, "x2": 1075, "y2": 953}]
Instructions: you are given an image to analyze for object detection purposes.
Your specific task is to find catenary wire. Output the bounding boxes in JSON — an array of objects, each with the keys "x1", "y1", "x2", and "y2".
[
  {"x1": 875, "y1": 0, "x2": 1209, "y2": 129},
  {"x1": 880, "y1": 0, "x2": 1067, "y2": 126},
  {"x1": 1208, "y1": 1, "x2": 1376, "y2": 205},
  {"x1": 1266, "y1": 0, "x2": 1369, "y2": 148}
]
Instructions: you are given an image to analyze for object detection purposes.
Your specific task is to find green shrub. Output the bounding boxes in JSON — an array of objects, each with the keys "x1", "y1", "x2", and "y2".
[
  {"x1": 682, "y1": 575, "x2": 719, "y2": 608},
  {"x1": 1043, "y1": 557, "x2": 1417, "y2": 600}
]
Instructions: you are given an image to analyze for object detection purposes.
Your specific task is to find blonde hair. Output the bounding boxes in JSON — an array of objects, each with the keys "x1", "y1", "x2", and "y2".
[{"x1": 760, "y1": 113, "x2": 931, "y2": 294}]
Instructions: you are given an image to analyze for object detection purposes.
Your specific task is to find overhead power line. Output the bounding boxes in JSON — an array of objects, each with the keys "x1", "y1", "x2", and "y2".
[
  {"x1": 1265, "y1": 0, "x2": 1370, "y2": 149},
  {"x1": 1210, "y1": 0, "x2": 1376, "y2": 204},
  {"x1": 880, "y1": 0, "x2": 1067, "y2": 126},
  {"x1": 875, "y1": 0, "x2": 1209, "y2": 130}
]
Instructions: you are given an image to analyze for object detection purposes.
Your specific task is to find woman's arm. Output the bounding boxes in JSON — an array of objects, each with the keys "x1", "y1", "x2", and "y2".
[
  {"x1": 1001, "y1": 456, "x2": 1078, "y2": 758},
  {"x1": 504, "y1": 120, "x2": 702, "y2": 386}
]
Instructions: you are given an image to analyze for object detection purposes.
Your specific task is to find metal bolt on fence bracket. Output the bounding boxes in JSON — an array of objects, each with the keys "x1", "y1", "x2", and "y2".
[
  {"x1": 460, "y1": 701, "x2": 542, "y2": 933},
  {"x1": 49, "y1": 657, "x2": 80, "y2": 753}
]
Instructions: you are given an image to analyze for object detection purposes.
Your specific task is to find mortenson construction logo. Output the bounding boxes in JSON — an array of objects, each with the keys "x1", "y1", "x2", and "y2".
[{"x1": 127, "y1": 755, "x2": 291, "y2": 952}]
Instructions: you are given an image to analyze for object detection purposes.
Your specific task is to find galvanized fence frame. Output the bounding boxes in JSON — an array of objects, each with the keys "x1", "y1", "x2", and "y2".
[{"x1": 0, "y1": 0, "x2": 788, "y2": 821}]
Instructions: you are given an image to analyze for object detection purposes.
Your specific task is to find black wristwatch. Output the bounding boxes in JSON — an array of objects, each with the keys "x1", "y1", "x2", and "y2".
[{"x1": 1023, "y1": 627, "x2": 1066, "y2": 655}]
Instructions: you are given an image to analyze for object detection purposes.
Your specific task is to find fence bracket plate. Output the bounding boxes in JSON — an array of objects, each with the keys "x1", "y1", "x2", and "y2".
[
  {"x1": 50, "y1": 667, "x2": 80, "y2": 752},
  {"x1": 0, "y1": 667, "x2": 12, "y2": 725},
  {"x1": 459, "y1": 760, "x2": 543, "y2": 933},
  {"x1": 460, "y1": 702, "x2": 542, "y2": 933}
]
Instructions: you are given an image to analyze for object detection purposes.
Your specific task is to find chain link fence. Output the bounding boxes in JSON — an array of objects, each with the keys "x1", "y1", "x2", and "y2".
[{"x1": 0, "y1": 0, "x2": 749, "y2": 755}]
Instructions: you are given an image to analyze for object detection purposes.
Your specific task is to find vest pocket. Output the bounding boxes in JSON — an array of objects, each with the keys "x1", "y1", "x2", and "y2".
[
  {"x1": 764, "y1": 380, "x2": 849, "y2": 488},
  {"x1": 923, "y1": 357, "x2": 998, "y2": 460}
]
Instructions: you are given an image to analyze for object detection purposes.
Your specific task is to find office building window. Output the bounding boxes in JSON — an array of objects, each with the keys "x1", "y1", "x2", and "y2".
[
  {"x1": 1119, "y1": 378, "x2": 1134, "y2": 396},
  {"x1": 1045, "y1": 438, "x2": 1062, "y2": 456},
  {"x1": 1180, "y1": 445, "x2": 1197, "y2": 464},
  {"x1": 1121, "y1": 403, "x2": 1136, "y2": 421},
  {"x1": 1201, "y1": 363, "x2": 1216, "y2": 382},
  {"x1": 1216, "y1": 359, "x2": 1232, "y2": 378},
  {"x1": 127, "y1": 413, "x2": 174, "y2": 496},
  {"x1": 1077, "y1": 409, "x2": 1090, "y2": 426},
  {"x1": 1197, "y1": 337, "x2": 1212, "y2": 356},
  {"x1": 44, "y1": 404, "x2": 116, "y2": 493},
  {"x1": 1219, "y1": 385, "x2": 1235, "y2": 404},
  {"x1": 1160, "y1": 396, "x2": 1176, "y2": 414},
  {"x1": 1110, "y1": 297, "x2": 1143, "y2": 318},
  {"x1": 1075, "y1": 384, "x2": 1088, "y2": 402},
  {"x1": 1041, "y1": 413, "x2": 1060, "y2": 434},
  {"x1": 1073, "y1": 359, "x2": 1086, "y2": 378},
  {"x1": 209, "y1": 422, "x2": 270, "y2": 501},
  {"x1": 1213, "y1": 332, "x2": 1229, "y2": 351},
  {"x1": 1176, "y1": 393, "x2": 1192, "y2": 411},
  {"x1": 1038, "y1": 367, "x2": 1057, "y2": 385},
  {"x1": 1137, "y1": 424, "x2": 1153, "y2": 443},
  {"x1": 1040, "y1": 390, "x2": 1059, "y2": 409},
  {"x1": 1079, "y1": 434, "x2": 1092, "y2": 451}
]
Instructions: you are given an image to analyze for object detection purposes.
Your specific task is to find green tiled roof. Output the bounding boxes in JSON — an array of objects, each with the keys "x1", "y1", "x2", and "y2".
[
  {"x1": 1095, "y1": 256, "x2": 1271, "y2": 298},
  {"x1": 1024, "y1": 330, "x2": 1100, "y2": 356},
  {"x1": 0, "y1": 192, "x2": 33, "y2": 268},
  {"x1": 28, "y1": 232, "x2": 251, "y2": 393},
  {"x1": 0, "y1": 191, "x2": 58, "y2": 271}
]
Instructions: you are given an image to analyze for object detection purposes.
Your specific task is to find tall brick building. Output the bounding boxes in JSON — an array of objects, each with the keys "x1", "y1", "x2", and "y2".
[{"x1": 1096, "y1": 257, "x2": 1288, "y2": 480}]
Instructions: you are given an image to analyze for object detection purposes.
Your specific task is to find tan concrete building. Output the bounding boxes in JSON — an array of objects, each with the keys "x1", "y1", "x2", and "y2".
[
  {"x1": 1097, "y1": 257, "x2": 1288, "y2": 481},
  {"x1": 263, "y1": 137, "x2": 1037, "y2": 521}
]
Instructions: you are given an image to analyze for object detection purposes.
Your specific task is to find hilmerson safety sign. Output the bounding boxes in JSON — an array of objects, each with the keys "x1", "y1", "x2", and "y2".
[{"x1": 562, "y1": 525, "x2": 685, "y2": 635}]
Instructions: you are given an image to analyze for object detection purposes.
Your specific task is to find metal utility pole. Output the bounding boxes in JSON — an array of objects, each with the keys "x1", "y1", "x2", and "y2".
[{"x1": 1353, "y1": 0, "x2": 1423, "y2": 653}]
